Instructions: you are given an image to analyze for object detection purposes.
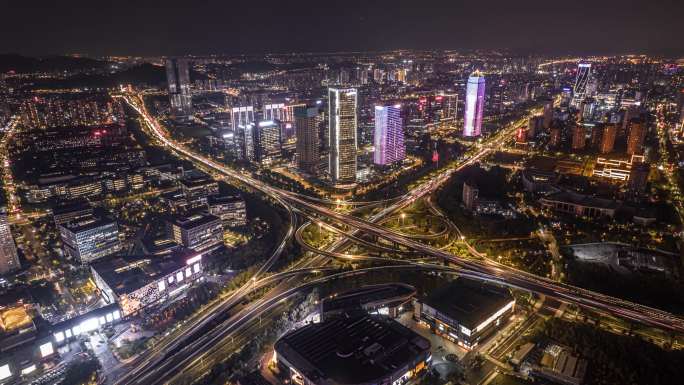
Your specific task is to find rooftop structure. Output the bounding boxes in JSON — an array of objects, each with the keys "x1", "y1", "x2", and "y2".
[
  {"x1": 91, "y1": 252, "x2": 203, "y2": 316},
  {"x1": 274, "y1": 314, "x2": 430, "y2": 385},
  {"x1": 415, "y1": 279, "x2": 514, "y2": 349}
]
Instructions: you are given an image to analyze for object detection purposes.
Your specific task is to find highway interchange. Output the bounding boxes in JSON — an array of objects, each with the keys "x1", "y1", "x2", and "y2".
[{"x1": 115, "y1": 92, "x2": 684, "y2": 384}]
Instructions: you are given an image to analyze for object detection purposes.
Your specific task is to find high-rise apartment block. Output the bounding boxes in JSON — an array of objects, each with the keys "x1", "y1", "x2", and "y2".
[{"x1": 295, "y1": 106, "x2": 322, "y2": 175}]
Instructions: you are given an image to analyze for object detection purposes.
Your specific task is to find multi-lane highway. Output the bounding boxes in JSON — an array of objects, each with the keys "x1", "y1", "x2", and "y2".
[{"x1": 117, "y1": 92, "x2": 684, "y2": 384}]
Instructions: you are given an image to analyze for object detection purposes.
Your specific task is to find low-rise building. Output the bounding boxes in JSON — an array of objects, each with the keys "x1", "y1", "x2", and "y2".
[
  {"x1": 167, "y1": 213, "x2": 223, "y2": 252},
  {"x1": 180, "y1": 175, "x2": 219, "y2": 204},
  {"x1": 414, "y1": 279, "x2": 514, "y2": 350},
  {"x1": 539, "y1": 191, "x2": 620, "y2": 218},
  {"x1": 320, "y1": 283, "x2": 416, "y2": 320},
  {"x1": 512, "y1": 341, "x2": 587, "y2": 385},
  {"x1": 207, "y1": 195, "x2": 247, "y2": 227},
  {"x1": 51, "y1": 201, "x2": 93, "y2": 226}
]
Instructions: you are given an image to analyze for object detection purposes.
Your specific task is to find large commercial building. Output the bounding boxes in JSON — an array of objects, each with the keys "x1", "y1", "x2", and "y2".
[
  {"x1": 463, "y1": 72, "x2": 485, "y2": 137},
  {"x1": 414, "y1": 279, "x2": 514, "y2": 350},
  {"x1": 295, "y1": 106, "x2": 322, "y2": 175},
  {"x1": 373, "y1": 104, "x2": 405, "y2": 166},
  {"x1": 166, "y1": 58, "x2": 193, "y2": 116},
  {"x1": 540, "y1": 191, "x2": 619, "y2": 218},
  {"x1": 329, "y1": 87, "x2": 358, "y2": 185},
  {"x1": 91, "y1": 252, "x2": 204, "y2": 316},
  {"x1": 167, "y1": 213, "x2": 223, "y2": 252},
  {"x1": 58, "y1": 216, "x2": 121, "y2": 264},
  {"x1": 0, "y1": 208, "x2": 20, "y2": 275},
  {"x1": 274, "y1": 314, "x2": 431, "y2": 385}
]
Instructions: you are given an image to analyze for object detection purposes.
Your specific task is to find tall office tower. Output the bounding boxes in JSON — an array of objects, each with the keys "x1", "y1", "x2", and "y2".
[
  {"x1": 165, "y1": 58, "x2": 193, "y2": 116},
  {"x1": 328, "y1": 87, "x2": 358, "y2": 185},
  {"x1": 571, "y1": 125, "x2": 586, "y2": 150},
  {"x1": 560, "y1": 87, "x2": 572, "y2": 109},
  {"x1": 626, "y1": 119, "x2": 646, "y2": 155},
  {"x1": 264, "y1": 103, "x2": 286, "y2": 121},
  {"x1": 600, "y1": 124, "x2": 617, "y2": 154},
  {"x1": 571, "y1": 63, "x2": 592, "y2": 108},
  {"x1": 253, "y1": 120, "x2": 282, "y2": 165},
  {"x1": 373, "y1": 69, "x2": 384, "y2": 84},
  {"x1": 338, "y1": 68, "x2": 350, "y2": 85},
  {"x1": 462, "y1": 181, "x2": 479, "y2": 210},
  {"x1": 0, "y1": 208, "x2": 19, "y2": 275},
  {"x1": 295, "y1": 106, "x2": 322, "y2": 175},
  {"x1": 579, "y1": 97, "x2": 596, "y2": 121},
  {"x1": 236, "y1": 123, "x2": 256, "y2": 161},
  {"x1": 373, "y1": 104, "x2": 405, "y2": 166},
  {"x1": 231, "y1": 106, "x2": 255, "y2": 129},
  {"x1": 437, "y1": 92, "x2": 458, "y2": 121},
  {"x1": 542, "y1": 98, "x2": 553, "y2": 129},
  {"x1": 462, "y1": 72, "x2": 485, "y2": 137}
]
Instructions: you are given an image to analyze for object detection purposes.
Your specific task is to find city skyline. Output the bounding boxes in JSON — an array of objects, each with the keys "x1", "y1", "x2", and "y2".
[{"x1": 1, "y1": 6, "x2": 684, "y2": 384}]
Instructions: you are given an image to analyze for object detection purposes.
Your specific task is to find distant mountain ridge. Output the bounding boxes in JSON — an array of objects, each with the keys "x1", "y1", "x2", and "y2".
[{"x1": 0, "y1": 54, "x2": 108, "y2": 73}]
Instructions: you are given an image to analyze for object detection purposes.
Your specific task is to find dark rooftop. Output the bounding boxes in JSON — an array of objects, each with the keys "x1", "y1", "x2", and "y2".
[
  {"x1": 60, "y1": 216, "x2": 116, "y2": 233},
  {"x1": 90, "y1": 251, "x2": 198, "y2": 296},
  {"x1": 421, "y1": 279, "x2": 513, "y2": 329},
  {"x1": 321, "y1": 283, "x2": 416, "y2": 314},
  {"x1": 170, "y1": 213, "x2": 221, "y2": 229},
  {"x1": 275, "y1": 314, "x2": 430, "y2": 385}
]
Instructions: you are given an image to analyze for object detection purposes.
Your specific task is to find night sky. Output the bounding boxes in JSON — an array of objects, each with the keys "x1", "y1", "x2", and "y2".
[{"x1": 3, "y1": 0, "x2": 683, "y2": 57}]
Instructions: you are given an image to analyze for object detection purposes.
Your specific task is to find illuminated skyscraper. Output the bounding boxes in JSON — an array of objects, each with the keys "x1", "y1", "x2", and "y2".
[
  {"x1": 253, "y1": 120, "x2": 282, "y2": 165},
  {"x1": 571, "y1": 63, "x2": 592, "y2": 108},
  {"x1": 165, "y1": 58, "x2": 193, "y2": 116},
  {"x1": 295, "y1": 106, "x2": 322, "y2": 175},
  {"x1": 0, "y1": 208, "x2": 19, "y2": 275},
  {"x1": 231, "y1": 106, "x2": 255, "y2": 129},
  {"x1": 463, "y1": 72, "x2": 485, "y2": 137},
  {"x1": 329, "y1": 87, "x2": 357, "y2": 184},
  {"x1": 373, "y1": 104, "x2": 405, "y2": 166}
]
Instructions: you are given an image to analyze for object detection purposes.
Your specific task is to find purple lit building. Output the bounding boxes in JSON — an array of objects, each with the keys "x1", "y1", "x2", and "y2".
[
  {"x1": 374, "y1": 104, "x2": 405, "y2": 165},
  {"x1": 463, "y1": 72, "x2": 485, "y2": 137}
]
